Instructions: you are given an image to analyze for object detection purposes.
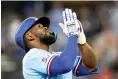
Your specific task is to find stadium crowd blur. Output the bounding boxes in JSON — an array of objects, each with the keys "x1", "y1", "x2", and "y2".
[{"x1": 1, "y1": 1, "x2": 118, "y2": 79}]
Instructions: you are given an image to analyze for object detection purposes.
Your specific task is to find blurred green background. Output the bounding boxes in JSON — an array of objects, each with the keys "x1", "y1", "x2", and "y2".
[{"x1": 1, "y1": 1, "x2": 118, "y2": 79}]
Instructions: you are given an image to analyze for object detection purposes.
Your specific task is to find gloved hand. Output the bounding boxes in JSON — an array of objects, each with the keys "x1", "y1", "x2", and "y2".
[
  {"x1": 59, "y1": 8, "x2": 80, "y2": 36},
  {"x1": 59, "y1": 8, "x2": 86, "y2": 44}
]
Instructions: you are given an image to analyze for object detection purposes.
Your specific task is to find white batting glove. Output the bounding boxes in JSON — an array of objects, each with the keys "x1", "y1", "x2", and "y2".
[
  {"x1": 77, "y1": 20, "x2": 86, "y2": 45},
  {"x1": 59, "y1": 8, "x2": 80, "y2": 37}
]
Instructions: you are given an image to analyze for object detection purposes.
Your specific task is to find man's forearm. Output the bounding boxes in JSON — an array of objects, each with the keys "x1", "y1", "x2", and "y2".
[
  {"x1": 78, "y1": 43, "x2": 97, "y2": 71},
  {"x1": 50, "y1": 35, "x2": 78, "y2": 75}
]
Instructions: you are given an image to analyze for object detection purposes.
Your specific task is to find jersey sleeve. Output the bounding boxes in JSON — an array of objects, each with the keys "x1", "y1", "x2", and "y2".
[
  {"x1": 73, "y1": 56, "x2": 100, "y2": 76},
  {"x1": 73, "y1": 56, "x2": 82, "y2": 76},
  {"x1": 26, "y1": 49, "x2": 57, "y2": 75}
]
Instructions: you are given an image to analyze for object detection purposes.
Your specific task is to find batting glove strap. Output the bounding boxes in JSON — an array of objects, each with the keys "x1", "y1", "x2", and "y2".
[{"x1": 59, "y1": 23, "x2": 79, "y2": 37}]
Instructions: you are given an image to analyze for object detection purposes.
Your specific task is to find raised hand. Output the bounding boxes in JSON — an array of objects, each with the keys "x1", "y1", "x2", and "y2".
[{"x1": 59, "y1": 8, "x2": 80, "y2": 36}]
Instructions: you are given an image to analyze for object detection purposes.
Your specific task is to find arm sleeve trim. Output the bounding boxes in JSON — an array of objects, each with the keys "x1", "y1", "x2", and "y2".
[
  {"x1": 47, "y1": 55, "x2": 56, "y2": 75},
  {"x1": 74, "y1": 57, "x2": 82, "y2": 76}
]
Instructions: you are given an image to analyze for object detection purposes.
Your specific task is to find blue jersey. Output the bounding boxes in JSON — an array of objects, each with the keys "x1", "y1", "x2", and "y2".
[{"x1": 22, "y1": 48, "x2": 100, "y2": 79}]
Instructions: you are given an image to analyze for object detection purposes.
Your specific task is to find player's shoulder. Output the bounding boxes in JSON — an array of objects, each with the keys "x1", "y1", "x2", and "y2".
[{"x1": 22, "y1": 48, "x2": 51, "y2": 62}]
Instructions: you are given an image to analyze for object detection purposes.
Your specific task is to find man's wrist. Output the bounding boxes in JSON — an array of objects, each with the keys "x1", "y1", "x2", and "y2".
[
  {"x1": 77, "y1": 33, "x2": 86, "y2": 44},
  {"x1": 78, "y1": 43, "x2": 86, "y2": 46},
  {"x1": 68, "y1": 33, "x2": 78, "y2": 37}
]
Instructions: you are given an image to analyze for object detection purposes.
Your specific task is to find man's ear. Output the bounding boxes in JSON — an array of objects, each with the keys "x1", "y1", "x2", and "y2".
[{"x1": 25, "y1": 32, "x2": 35, "y2": 41}]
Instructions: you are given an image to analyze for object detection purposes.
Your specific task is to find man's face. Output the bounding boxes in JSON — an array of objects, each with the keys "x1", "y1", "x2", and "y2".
[{"x1": 31, "y1": 23, "x2": 56, "y2": 45}]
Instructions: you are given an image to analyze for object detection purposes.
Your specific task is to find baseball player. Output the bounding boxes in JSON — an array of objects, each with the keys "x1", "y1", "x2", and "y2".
[{"x1": 15, "y1": 8, "x2": 100, "y2": 79}]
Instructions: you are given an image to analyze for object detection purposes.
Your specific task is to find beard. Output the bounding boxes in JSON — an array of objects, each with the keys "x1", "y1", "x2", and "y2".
[{"x1": 39, "y1": 32, "x2": 56, "y2": 45}]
